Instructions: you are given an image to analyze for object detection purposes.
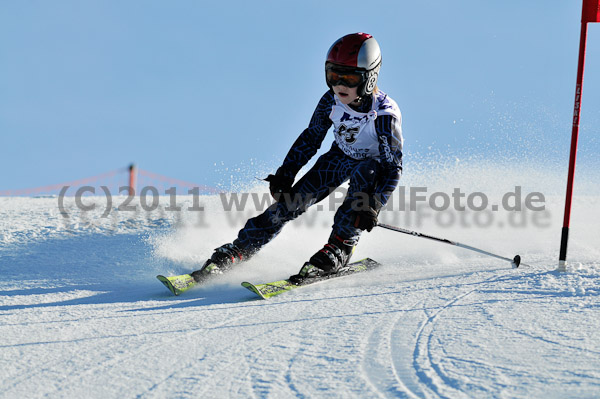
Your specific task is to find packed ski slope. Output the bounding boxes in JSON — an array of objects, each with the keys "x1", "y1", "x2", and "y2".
[{"x1": 1, "y1": 161, "x2": 599, "y2": 398}]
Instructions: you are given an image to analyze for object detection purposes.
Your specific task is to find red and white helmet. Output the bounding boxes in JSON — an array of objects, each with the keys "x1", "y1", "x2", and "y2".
[{"x1": 325, "y1": 32, "x2": 382, "y2": 96}]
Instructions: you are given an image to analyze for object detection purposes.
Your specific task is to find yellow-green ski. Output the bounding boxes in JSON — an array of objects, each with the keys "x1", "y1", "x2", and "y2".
[
  {"x1": 156, "y1": 274, "x2": 197, "y2": 296},
  {"x1": 241, "y1": 280, "x2": 299, "y2": 299},
  {"x1": 242, "y1": 258, "x2": 380, "y2": 300}
]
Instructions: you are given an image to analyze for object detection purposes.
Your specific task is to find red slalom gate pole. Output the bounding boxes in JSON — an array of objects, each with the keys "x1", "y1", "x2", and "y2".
[
  {"x1": 128, "y1": 163, "x2": 137, "y2": 196},
  {"x1": 558, "y1": 0, "x2": 599, "y2": 272}
]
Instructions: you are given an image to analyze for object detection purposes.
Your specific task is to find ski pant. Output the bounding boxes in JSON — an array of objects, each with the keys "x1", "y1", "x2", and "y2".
[{"x1": 233, "y1": 146, "x2": 382, "y2": 254}]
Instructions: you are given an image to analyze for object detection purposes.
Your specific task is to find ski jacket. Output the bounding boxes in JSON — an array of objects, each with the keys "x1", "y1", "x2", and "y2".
[{"x1": 278, "y1": 90, "x2": 403, "y2": 206}]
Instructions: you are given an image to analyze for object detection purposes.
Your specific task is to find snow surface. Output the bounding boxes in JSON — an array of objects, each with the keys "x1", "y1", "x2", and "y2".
[{"x1": 1, "y1": 164, "x2": 600, "y2": 398}]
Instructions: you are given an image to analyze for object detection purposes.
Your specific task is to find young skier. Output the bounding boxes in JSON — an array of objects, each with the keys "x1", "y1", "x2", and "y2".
[{"x1": 192, "y1": 32, "x2": 403, "y2": 283}]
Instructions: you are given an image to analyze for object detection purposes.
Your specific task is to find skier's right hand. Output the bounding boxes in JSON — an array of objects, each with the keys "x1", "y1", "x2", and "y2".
[{"x1": 264, "y1": 174, "x2": 294, "y2": 202}]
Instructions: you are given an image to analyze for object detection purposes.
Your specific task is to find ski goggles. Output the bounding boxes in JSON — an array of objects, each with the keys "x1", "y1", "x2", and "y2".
[{"x1": 326, "y1": 68, "x2": 364, "y2": 88}]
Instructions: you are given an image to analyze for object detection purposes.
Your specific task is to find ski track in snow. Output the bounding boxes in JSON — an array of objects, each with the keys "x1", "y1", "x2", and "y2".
[{"x1": 1, "y1": 191, "x2": 600, "y2": 398}]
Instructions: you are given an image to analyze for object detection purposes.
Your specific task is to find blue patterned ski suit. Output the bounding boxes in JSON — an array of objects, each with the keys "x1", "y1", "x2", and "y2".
[{"x1": 234, "y1": 89, "x2": 403, "y2": 253}]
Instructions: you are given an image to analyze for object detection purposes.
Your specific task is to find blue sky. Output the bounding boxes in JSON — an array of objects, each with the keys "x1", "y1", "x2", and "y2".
[{"x1": 1, "y1": 1, "x2": 599, "y2": 191}]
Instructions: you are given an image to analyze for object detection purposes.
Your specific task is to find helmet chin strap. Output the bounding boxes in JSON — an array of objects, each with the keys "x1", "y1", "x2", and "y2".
[
  {"x1": 349, "y1": 93, "x2": 374, "y2": 111},
  {"x1": 352, "y1": 92, "x2": 373, "y2": 104}
]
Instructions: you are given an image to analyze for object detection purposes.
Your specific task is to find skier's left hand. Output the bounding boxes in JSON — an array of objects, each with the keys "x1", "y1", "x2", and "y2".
[
  {"x1": 353, "y1": 207, "x2": 378, "y2": 232},
  {"x1": 352, "y1": 195, "x2": 382, "y2": 232}
]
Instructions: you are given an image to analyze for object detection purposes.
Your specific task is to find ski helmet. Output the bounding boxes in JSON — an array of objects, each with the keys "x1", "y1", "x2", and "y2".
[{"x1": 325, "y1": 32, "x2": 382, "y2": 97}]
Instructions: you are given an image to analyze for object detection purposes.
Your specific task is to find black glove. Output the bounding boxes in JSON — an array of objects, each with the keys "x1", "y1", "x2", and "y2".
[
  {"x1": 353, "y1": 208, "x2": 378, "y2": 232},
  {"x1": 352, "y1": 195, "x2": 382, "y2": 232},
  {"x1": 264, "y1": 173, "x2": 294, "y2": 202}
]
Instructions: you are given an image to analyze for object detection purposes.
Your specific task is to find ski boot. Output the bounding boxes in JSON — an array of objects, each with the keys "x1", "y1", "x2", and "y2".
[
  {"x1": 289, "y1": 235, "x2": 355, "y2": 284},
  {"x1": 190, "y1": 243, "x2": 251, "y2": 282}
]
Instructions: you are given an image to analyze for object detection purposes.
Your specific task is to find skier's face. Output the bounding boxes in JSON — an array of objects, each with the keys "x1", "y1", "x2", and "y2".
[{"x1": 332, "y1": 85, "x2": 360, "y2": 105}]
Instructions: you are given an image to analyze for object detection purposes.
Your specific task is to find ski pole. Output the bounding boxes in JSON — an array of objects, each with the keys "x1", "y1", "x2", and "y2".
[{"x1": 376, "y1": 223, "x2": 525, "y2": 268}]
